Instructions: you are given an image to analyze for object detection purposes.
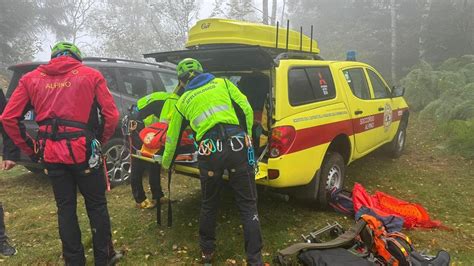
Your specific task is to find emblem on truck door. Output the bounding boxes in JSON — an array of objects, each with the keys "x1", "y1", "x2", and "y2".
[{"x1": 383, "y1": 103, "x2": 393, "y2": 131}]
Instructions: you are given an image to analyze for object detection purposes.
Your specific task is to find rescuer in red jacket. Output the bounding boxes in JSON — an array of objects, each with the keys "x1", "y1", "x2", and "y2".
[{"x1": 1, "y1": 42, "x2": 122, "y2": 265}]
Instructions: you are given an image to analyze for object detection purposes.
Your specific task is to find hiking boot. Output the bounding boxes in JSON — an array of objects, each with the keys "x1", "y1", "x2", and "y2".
[
  {"x1": 136, "y1": 199, "x2": 154, "y2": 209},
  {"x1": 201, "y1": 251, "x2": 214, "y2": 264},
  {"x1": 107, "y1": 250, "x2": 124, "y2": 266},
  {"x1": 0, "y1": 240, "x2": 17, "y2": 257},
  {"x1": 147, "y1": 199, "x2": 157, "y2": 209}
]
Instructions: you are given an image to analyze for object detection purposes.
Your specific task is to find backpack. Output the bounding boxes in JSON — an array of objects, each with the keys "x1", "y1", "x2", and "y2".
[
  {"x1": 329, "y1": 187, "x2": 355, "y2": 216},
  {"x1": 360, "y1": 214, "x2": 413, "y2": 266},
  {"x1": 276, "y1": 214, "x2": 415, "y2": 266}
]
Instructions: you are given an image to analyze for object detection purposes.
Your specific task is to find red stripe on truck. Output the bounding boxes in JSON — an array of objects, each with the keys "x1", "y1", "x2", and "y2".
[{"x1": 286, "y1": 107, "x2": 408, "y2": 154}]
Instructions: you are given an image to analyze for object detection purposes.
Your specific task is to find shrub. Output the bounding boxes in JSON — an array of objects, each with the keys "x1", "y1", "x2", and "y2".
[
  {"x1": 401, "y1": 61, "x2": 439, "y2": 111},
  {"x1": 438, "y1": 119, "x2": 474, "y2": 159},
  {"x1": 404, "y1": 55, "x2": 474, "y2": 159}
]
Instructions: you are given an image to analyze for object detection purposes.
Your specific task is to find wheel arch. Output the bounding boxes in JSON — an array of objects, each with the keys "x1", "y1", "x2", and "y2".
[
  {"x1": 401, "y1": 110, "x2": 410, "y2": 125},
  {"x1": 326, "y1": 133, "x2": 352, "y2": 165}
]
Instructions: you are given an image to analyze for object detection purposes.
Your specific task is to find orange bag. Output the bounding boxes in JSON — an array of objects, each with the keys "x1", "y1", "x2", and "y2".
[
  {"x1": 139, "y1": 122, "x2": 168, "y2": 150},
  {"x1": 353, "y1": 183, "x2": 443, "y2": 229}
]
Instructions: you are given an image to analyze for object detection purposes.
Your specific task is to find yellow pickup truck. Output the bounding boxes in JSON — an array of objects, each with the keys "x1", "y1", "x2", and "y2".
[{"x1": 145, "y1": 18, "x2": 409, "y2": 206}]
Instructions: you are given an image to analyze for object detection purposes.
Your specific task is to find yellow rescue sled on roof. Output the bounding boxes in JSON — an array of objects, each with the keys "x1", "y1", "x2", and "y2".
[{"x1": 186, "y1": 18, "x2": 320, "y2": 54}]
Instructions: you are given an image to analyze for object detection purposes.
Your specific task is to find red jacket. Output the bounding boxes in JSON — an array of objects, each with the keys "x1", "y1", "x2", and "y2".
[{"x1": 1, "y1": 56, "x2": 119, "y2": 164}]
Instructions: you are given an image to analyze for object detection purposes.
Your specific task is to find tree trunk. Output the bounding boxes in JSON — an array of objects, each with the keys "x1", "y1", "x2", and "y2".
[
  {"x1": 280, "y1": 0, "x2": 287, "y2": 23},
  {"x1": 419, "y1": 0, "x2": 432, "y2": 61},
  {"x1": 271, "y1": 0, "x2": 277, "y2": 25},
  {"x1": 391, "y1": 0, "x2": 398, "y2": 84},
  {"x1": 263, "y1": 0, "x2": 269, "y2": 24}
]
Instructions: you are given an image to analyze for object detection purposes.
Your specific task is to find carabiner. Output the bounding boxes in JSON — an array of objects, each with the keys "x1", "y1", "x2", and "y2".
[
  {"x1": 247, "y1": 146, "x2": 255, "y2": 166},
  {"x1": 230, "y1": 136, "x2": 245, "y2": 152},
  {"x1": 198, "y1": 141, "x2": 211, "y2": 156},
  {"x1": 245, "y1": 134, "x2": 253, "y2": 148},
  {"x1": 216, "y1": 139, "x2": 223, "y2": 152},
  {"x1": 207, "y1": 139, "x2": 217, "y2": 153}
]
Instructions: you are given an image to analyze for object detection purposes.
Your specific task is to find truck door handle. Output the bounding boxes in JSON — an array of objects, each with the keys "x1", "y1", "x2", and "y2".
[
  {"x1": 378, "y1": 107, "x2": 385, "y2": 111},
  {"x1": 354, "y1": 110, "x2": 363, "y2": 115}
]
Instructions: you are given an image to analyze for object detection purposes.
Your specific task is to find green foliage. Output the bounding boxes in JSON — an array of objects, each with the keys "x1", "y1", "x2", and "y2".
[
  {"x1": 438, "y1": 120, "x2": 474, "y2": 159},
  {"x1": 403, "y1": 55, "x2": 474, "y2": 158},
  {"x1": 400, "y1": 61, "x2": 438, "y2": 111},
  {"x1": 461, "y1": 63, "x2": 474, "y2": 84}
]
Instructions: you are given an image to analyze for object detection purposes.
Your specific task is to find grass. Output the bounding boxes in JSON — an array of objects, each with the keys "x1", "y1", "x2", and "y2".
[{"x1": 1, "y1": 115, "x2": 473, "y2": 265}]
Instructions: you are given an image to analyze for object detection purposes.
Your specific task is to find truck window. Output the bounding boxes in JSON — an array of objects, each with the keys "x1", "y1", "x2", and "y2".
[
  {"x1": 119, "y1": 68, "x2": 157, "y2": 98},
  {"x1": 343, "y1": 68, "x2": 370, "y2": 100},
  {"x1": 288, "y1": 67, "x2": 335, "y2": 106},
  {"x1": 367, "y1": 69, "x2": 390, "y2": 99}
]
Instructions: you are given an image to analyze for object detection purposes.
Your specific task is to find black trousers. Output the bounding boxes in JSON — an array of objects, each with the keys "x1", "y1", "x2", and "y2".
[
  {"x1": 130, "y1": 157, "x2": 163, "y2": 203},
  {"x1": 46, "y1": 163, "x2": 115, "y2": 266},
  {"x1": 197, "y1": 128, "x2": 263, "y2": 265},
  {"x1": 0, "y1": 202, "x2": 6, "y2": 243}
]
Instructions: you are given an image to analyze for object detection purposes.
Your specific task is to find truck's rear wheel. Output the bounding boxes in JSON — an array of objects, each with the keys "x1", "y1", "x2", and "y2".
[{"x1": 317, "y1": 152, "x2": 345, "y2": 207}]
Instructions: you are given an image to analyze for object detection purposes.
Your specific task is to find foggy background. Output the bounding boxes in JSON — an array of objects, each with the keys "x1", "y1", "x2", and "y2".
[
  {"x1": 1, "y1": 0, "x2": 472, "y2": 80},
  {"x1": 1, "y1": 0, "x2": 473, "y2": 158}
]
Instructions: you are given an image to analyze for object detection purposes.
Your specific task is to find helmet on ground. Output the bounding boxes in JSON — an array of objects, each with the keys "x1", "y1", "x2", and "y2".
[
  {"x1": 51, "y1": 42, "x2": 82, "y2": 61},
  {"x1": 177, "y1": 58, "x2": 203, "y2": 80}
]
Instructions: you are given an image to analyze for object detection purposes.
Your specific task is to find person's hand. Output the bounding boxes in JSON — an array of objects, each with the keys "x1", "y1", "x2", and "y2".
[{"x1": 1, "y1": 160, "x2": 17, "y2": 170}]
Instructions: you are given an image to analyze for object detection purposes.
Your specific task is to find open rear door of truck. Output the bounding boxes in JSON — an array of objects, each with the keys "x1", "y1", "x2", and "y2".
[
  {"x1": 145, "y1": 46, "x2": 273, "y2": 180},
  {"x1": 144, "y1": 45, "x2": 274, "y2": 72}
]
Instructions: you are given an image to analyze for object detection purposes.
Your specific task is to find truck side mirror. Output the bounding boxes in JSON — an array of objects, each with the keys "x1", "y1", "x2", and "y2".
[{"x1": 391, "y1": 86, "x2": 405, "y2": 97}]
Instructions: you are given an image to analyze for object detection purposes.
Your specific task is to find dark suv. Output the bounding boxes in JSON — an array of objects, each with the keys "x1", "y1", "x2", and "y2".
[{"x1": 1, "y1": 57, "x2": 178, "y2": 187}]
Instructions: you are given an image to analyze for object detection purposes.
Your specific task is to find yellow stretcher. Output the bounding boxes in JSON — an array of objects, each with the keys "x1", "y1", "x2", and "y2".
[
  {"x1": 186, "y1": 18, "x2": 320, "y2": 54},
  {"x1": 131, "y1": 153, "x2": 267, "y2": 181}
]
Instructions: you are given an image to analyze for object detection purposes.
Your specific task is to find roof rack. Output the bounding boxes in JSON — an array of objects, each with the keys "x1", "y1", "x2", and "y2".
[
  {"x1": 83, "y1": 57, "x2": 175, "y2": 70},
  {"x1": 273, "y1": 51, "x2": 323, "y2": 65}
]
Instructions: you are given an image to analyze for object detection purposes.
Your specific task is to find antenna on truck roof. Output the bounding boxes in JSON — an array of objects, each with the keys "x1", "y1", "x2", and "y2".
[
  {"x1": 299, "y1": 26, "x2": 303, "y2": 51},
  {"x1": 275, "y1": 21, "x2": 279, "y2": 49},
  {"x1": 274, "y1": 20, "x2": 316, "y2": 53},
  {"x1": 285, "y1": 20, "x2": 290, "y2": 51}
]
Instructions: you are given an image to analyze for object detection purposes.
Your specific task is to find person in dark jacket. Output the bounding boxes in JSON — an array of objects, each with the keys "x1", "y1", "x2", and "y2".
[
  {"x1": 1, "y1": 42, "x2": 122, "y2": 265},
  {"x1": 0, "y1": 89, "x2": 18, "y2": 257}
]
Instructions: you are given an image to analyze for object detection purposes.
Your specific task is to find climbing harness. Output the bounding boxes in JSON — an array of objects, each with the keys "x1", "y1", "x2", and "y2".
[{"x1": 37, "y1": 118, "x2": 93, "y2": 164}]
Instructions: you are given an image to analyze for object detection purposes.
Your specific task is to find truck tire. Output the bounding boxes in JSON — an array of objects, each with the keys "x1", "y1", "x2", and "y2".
[
  {"x1": 102, "y1": 138, "x2": 131, "y2": 188},
  {"x1": 386, "y1": 119, "x2": 407, "y2": 158},
  {"x1": 317, "y1": 152, "x2": 345, "y2": 208}
]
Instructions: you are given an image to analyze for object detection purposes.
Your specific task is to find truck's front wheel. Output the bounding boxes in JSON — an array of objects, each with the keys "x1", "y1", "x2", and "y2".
[
  {"x1": 317, "y1": 152, "x2": 345, "y2": 207},
  {"x1": 386, "y1": 119, "x2": 407, "y2": 158}
]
